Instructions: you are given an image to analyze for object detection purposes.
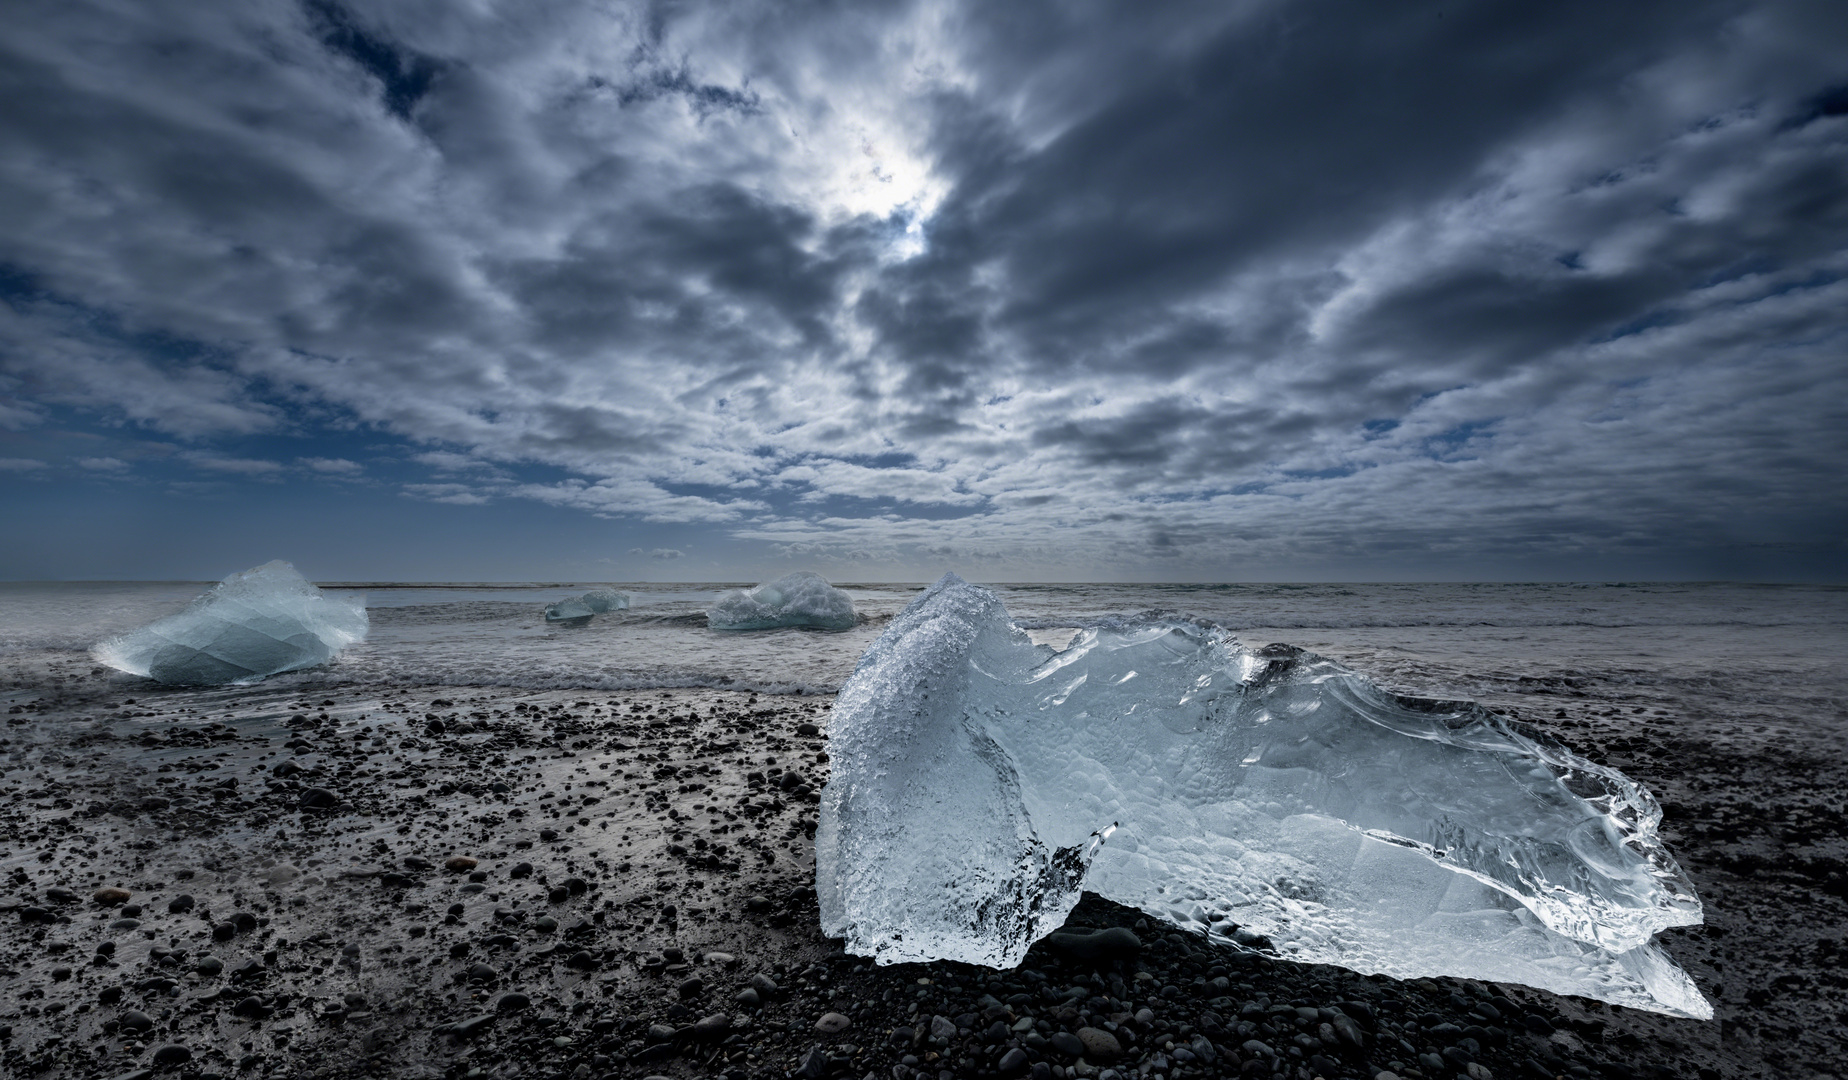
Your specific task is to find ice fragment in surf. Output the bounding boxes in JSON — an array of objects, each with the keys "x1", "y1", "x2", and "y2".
[
  {"x1": 94, "y1": 560, "x2": 367, "y2": 686},
  {"x1": 707, "y1": 571, "x2": 856, "y2": 631},
  {"x1": 544, "y1": 588, "x2": 629, "y2": 622},
  {"x1": 815, "y1": 574, "x2": 1710, "y2": 1018}
]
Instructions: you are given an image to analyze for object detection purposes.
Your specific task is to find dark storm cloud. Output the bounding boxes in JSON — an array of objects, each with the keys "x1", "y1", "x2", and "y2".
[{"x1": 0, "y1": 0, "x2": 1844, "y2": 577}]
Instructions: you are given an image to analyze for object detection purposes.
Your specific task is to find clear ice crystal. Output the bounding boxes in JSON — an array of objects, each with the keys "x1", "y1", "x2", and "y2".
[
  {"x1": 815, "y1": 574, "x2": 1710, "y2": 1018},
  {"x1": 545, "y1": 588, "x2": 629, "y2": 622},
  {"x1": 94, "y1": 560, "x2": 368, "y2": 686},
  {"x1": 707, "y1": 571, "x2": 857, "y2": 631}
]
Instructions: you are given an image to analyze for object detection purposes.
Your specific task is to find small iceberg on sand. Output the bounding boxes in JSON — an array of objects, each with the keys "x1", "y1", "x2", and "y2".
[
  {"x1": 816, "y1": 574, "x2": 1710, "y2": 1018},
  {"x1": 707, "y1": 571, "x2": 857, "y2": 631},
  {"x1": 544, "y1": 588, "x2": 630, "y2": 623},
  {"x1": 94, "y1": 561, "x2": 368, "y2": 686}
]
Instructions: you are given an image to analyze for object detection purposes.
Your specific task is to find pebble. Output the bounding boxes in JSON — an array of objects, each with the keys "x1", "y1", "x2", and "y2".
[
  {"x1": 119, "y1": 1009, "x2": 155, "y2": 1033},
  {"x1": 298, "y1": 787, "x2": 339, "y2": 809},
  {"x1": 151, "y1": 1044, "x2": 192, "y2": 1066},
  {"x1": 1049, "y1": 1030, "x2": 1086, "y2": 1057},
  {"x1": 693, "y1": 1012, "x2": 732, "y2": 1039},
  {"x1": 93, "y1": 887, "x2": 132, "y2": 906},
  {"x1": 815, "y1": 1011, "x2": 852, "y2": 1034},
  {"x1": 446, "y1": 856, "x2": 479, "y2": 872},
  {"x1": 167, "y1": 894, "x2": 195, "y2": 913},
  {"x1": 1076, "y1": 1026, "x2": 1122, "y2": 1060},
  {"x1": 496, "y1": 993, "x2": 531, "y2": 1012}
]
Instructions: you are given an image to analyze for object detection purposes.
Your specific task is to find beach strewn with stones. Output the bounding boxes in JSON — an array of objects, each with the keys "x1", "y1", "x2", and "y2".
[{"x1": 2, "y1": 666, "x2": 1842, "y2": 1080}]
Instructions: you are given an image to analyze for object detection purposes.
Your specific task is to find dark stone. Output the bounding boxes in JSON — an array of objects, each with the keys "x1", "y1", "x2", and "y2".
[
  {"x1": 1049, "y1": 1030, "x2": 1085, "y2": 1058},
  {"x1": 796, "y1": 722, "x2": 821, "y2": 736},
  {"x1": 693, "y1": 1013, "x2": 732, "y2": 1039},
  {"x1": 564, "y1": 876, "x2": 589, "y2": 895},
  {"x1": 234, "y1": 996, "x2": 267, "y2": 1018},
  {"x1": 1043, "y1": 926, "x2": 1142, "y2": 964},
  {"x1": 381, "y1": 872, "x2": 416, "y2": 889},
  {"x1": 151, "y1": 1045, "x2": 192, "y2": 1067},
  {"x1": 677, "y1": 976, "x2": 705, "y2": 999},
  {"x1": 998, "y1": 1047, "x2": 1030, "y2": 1075},
  {"x1": 549, "y1": 886, "x2": 571, "y2": 903},
  {"x1": 567, "y1": 950, "x2": 597, "y2": 970},
  {"x1": 298, "y1": 788, "x2": 339, "y2": 810},
  {"x1": 797, "y1": 1045, "x2": 828, "y2": 1080},
  {"x1": 119, "y1": 1010, "x2": 155, "y2": 1033},
  {"x1": 167, "y1": 894, "x2": 195, "y2": 914},
  {"x1": 510, "y1": 862, "x2": 534, "y2": 879},
  {"x1": 451, "y1": 1014, "x2": 495, "y2": 1038},
  {"x1": 497, "y1": 993, "x2": 531, "y2": 1012},
  {"x1": 232, "y1": 911, "x2": 259, "y2": 931},
  {"x1": 195, "y1": 957, "x2": 223, "y2": 976}
]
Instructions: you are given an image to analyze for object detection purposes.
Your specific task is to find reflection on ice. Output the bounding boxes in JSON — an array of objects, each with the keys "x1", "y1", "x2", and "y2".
[
  {"x1": 94, "y1": 561, "x2": 368, "y2": 686},
  {"x1": 707, "y1": 572, "x2": 857, "y2": 631},
  {"x1": 816, "y1": 574, "x2": 1710, "y2": 1018}
]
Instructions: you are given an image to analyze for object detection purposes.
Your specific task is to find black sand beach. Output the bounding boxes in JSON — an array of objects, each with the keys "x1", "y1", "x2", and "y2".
[{"x1": 0, "y1": 672, "x2": 1841, "y2": 1080}]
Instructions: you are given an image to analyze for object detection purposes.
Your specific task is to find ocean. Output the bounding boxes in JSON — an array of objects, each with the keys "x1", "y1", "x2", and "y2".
[{"x1": 3, "y1": 579, "x2": 1844, "y2": 753}]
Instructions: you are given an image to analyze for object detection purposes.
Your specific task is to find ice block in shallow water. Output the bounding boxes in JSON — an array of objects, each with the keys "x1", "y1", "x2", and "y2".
[
  {"x1": 707, "y1": 571, "x2": 856, "y2": 631},
  {"x1": 94, "y1": 561, "x2": 367, "y2": 686},
  {"x1": 815, "y1": 574, "x2": 1710, "y2": 1018},
  {"x1": 545, "y1": 588, "x2": 628, "y2": 622}
]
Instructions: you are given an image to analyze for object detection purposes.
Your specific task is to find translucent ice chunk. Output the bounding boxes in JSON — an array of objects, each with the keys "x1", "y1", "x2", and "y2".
[
  {"x1": 816, "y1": 574, "x2": 1710, "y2": 1018},
  {"x1": 545, "y1": 588, "x2": 628, "y2": 622},
  {"x1": 94, "y1": 561, "x2": 368, "y2": 686},
  {"x1": 707, "y1": 571, "x2": 857, "y2": 631}
]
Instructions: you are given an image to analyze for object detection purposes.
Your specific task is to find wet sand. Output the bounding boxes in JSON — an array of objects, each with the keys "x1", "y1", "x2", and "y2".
[{"x1": 0, "y1": 677, "x2": 1840, "y2": 1080}]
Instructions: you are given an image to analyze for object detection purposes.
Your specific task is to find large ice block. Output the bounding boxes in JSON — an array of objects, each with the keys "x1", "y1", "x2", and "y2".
[
  {"x1": 707, "y1": 571, "x2": 857, "y2": 631},
  {"x1": 816, "y1": 574, "x2": 1710, "y2": 1018},
  {"x1": 94, "y1": 561, "x2": 368, "y2": 686}
]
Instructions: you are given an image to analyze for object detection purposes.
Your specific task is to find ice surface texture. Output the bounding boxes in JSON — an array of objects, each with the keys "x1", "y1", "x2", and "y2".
[
  {"x1": 816, "y1": 574, "x2": 1710, "y2": 1018},
  {"x1": 707, "y1": 572, "x2": 857, "y2": 631},
  {"x1": 94, "y1": 561, "x2": 368, "y2": 686},
  {"x1": 545, "y1": 588, "x2": 630, "y2": 622}
]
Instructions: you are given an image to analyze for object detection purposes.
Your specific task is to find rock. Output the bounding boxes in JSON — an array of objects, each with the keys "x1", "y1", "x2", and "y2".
[
  {"x1": 930, "y1": 1014, "x2": 958, "y2": 1040},
  {"x1": 298, "y1": 787, "x2": 339, "y2": 809},
  {"x1": 119, "y1": 1009, "x2": 155, "y2": 1033},
  {"x1": 540, "y1": 828, "x2": 560, "y2": 841},
  {"x1": 234, "y1": 996, "x2": 267, "y2": 1018},
  {"x1": 139, "y1": 796, "x2": 171, "y2": 811},
  {"x1": 1330, "y1": 1013, "x2": 1367, "y2": 1053},
  {"x1": 265, "y1": 865, "x2": 302, "y2": 886},
  {"x1": 998, "y1": 1047, "x2": 1030, "y2": 1075},
  {"x1": 46, "y1": 887, "x2": 79, "y2": 904},
  {"x1": 677, "y1": 976, "x2": 705, "y2": 999},
  {"x1": 693, "y1": 1013, "x2": 732, "y2": 1039},
  {"x1": 797, "y1": 722, "x2": 821, "y2": 736},
  {"x1": 734, "y1": 987, "x2": 762, "y2": 1008},
  {"x1": 381, "y1": 872, "x2": 416, "y2": 889},
  {"x1": 1076, "y1": 1027, "x2": 1122, "y2": 1060},
  {"x1": 566, "y1": 950, "x2": 597, "y2": 970},
  {"x1": 93, "y1": 887, "x2": 132, "y2": 906},
  {"x1": 745, "y1": 894, "x2": 772, "y2": 912},
  {"x1": 402, "y1": 856, "x2": 434, "y2": 871},
  {"x1": 532, "y1": 916, "x2": 558, "y2": 933},
  {"x1": 445, "y1": 856, "x2": 478, "y2": 872},
  {"x1": 167, "y1": 894, "x2": 195, "y2": 914},
  {"x1": 103, "y1": 1070, "x2": 153, "y2": 1080},
  {"x1": 1050, "y1": 1030, "x2": 1085, "y2": 1058},
  {"x1": 151, "y1": 1045, "x2": 192, "y2": 1066},
  {"x1": 452, "y1": 1014, "x2": 495, "y2": 1038},
  {"x1": 646, "y1": 1023, "x2": 678, "y2": 1043},
  {"x1": 110, "y1": 918, "x2": 141, "y2": 931},
  {"x1": 497, "y1": 993, "x2": 531, "y2": 1012},
  {"x1": 815, "y1": 1011, "x2": 851, "y2": 1034},
  {"x1": 797, "y1": 1046, "x2": 829, "y2": 1080},
  {"x1": 232, "y1": 911, "x2": 258, "y2": 931},
  {"x1": 195, "y1": 956, "x2": 223, "y2": 976},
  {"x1": 510, "y1": 862, "x2": 534, "y2": 879},
  {"x1": 749, "y1": 972, "x2": 779, "y2": 996},
  {"x1": 1044, "y1": 926, "x2": 1142, "y2": 964},
  {"x1": 548, "y1": 886, "x2": 570, "y2": 903},
  {"x1": 212, "y1": 922, "x2": 237, "y2": 941}
]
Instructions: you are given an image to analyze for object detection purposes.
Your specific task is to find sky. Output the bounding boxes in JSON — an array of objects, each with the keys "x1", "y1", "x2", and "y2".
[{"x1": 1, "y1": 0, "x2": 1845, "y2": 583}]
